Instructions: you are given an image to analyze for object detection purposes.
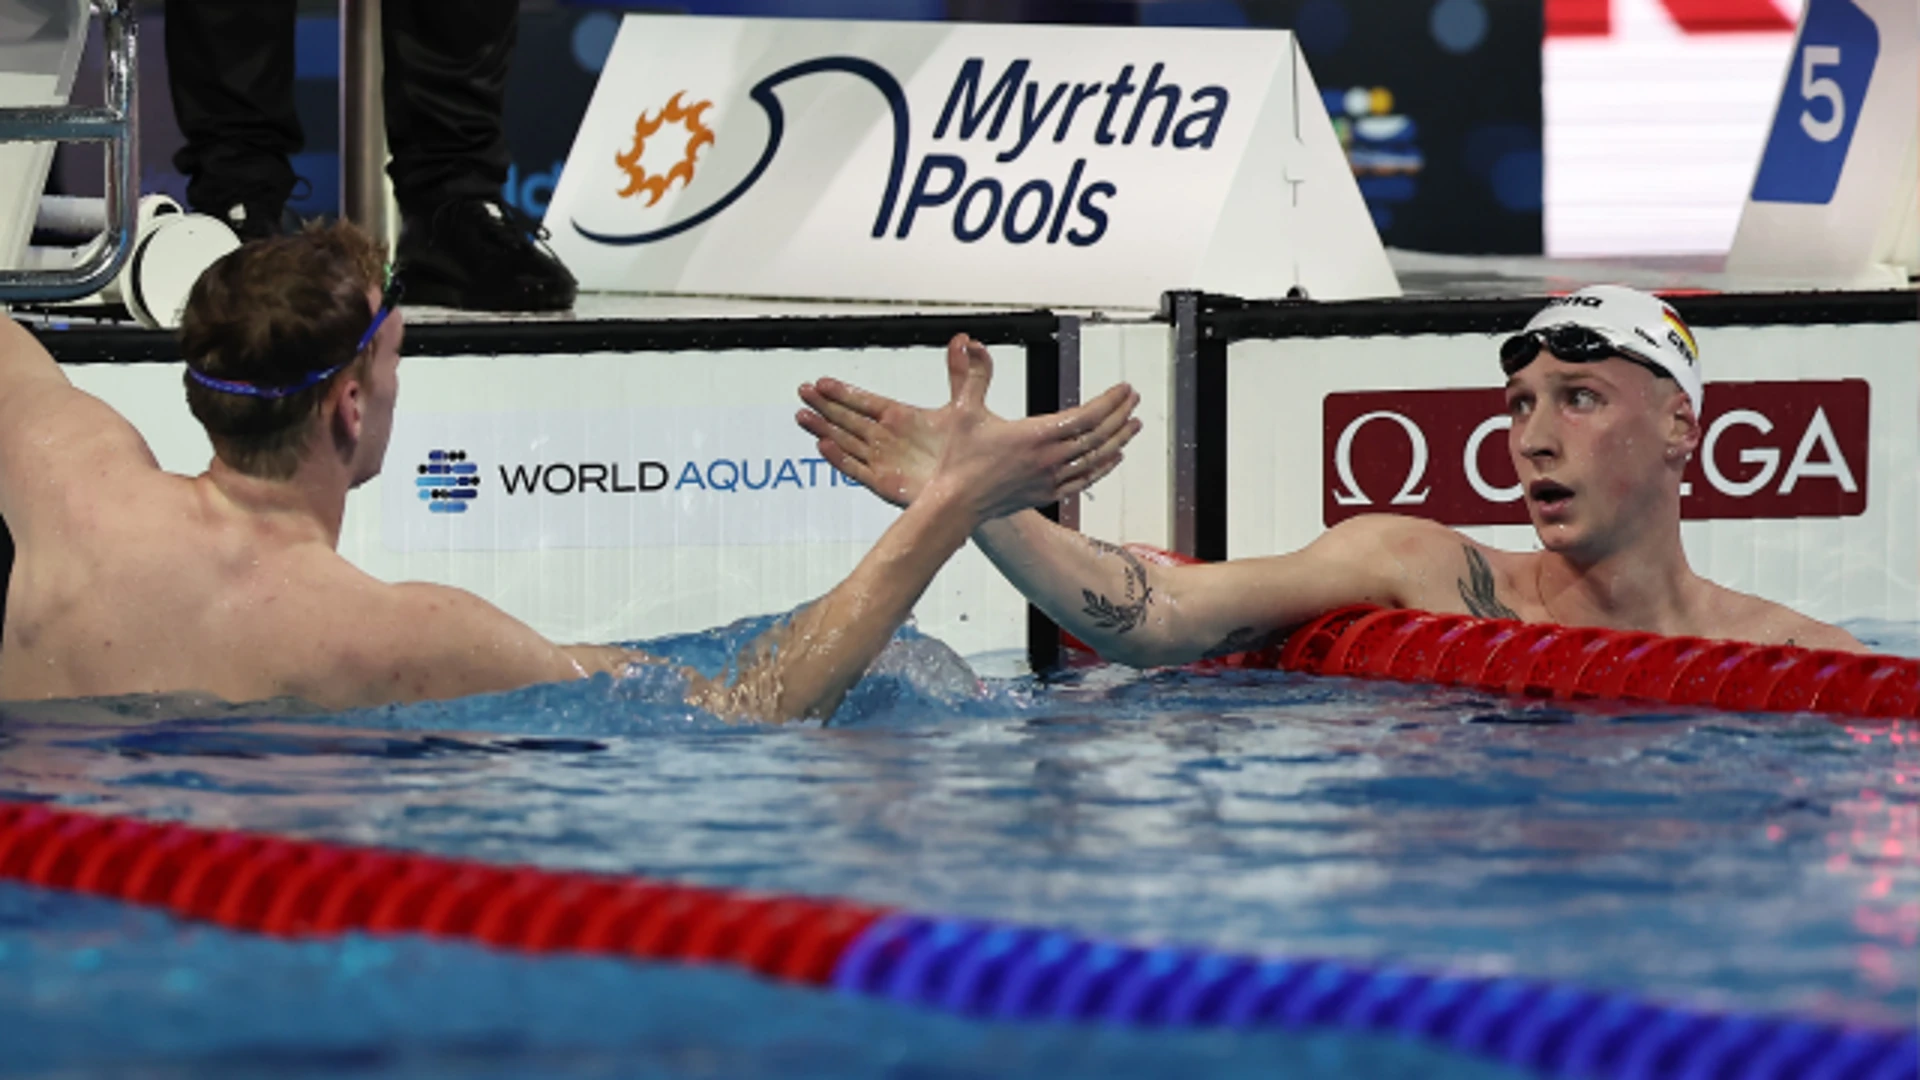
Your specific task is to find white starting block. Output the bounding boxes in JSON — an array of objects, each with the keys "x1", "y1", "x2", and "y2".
[
  {"x1": 1727, "y1": 0, "x2": 1919, "y2": 287},
  {"x1": 23, "y1": 194, "x2": 240, "y2": 328},
  {"x1": 0, "y1": 1, "x2": 239, "y2": 325}
]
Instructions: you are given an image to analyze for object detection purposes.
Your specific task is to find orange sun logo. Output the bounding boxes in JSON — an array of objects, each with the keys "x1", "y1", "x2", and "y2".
[{"x1": 614, "y1": 91, "x2": 716, "y2": 206}]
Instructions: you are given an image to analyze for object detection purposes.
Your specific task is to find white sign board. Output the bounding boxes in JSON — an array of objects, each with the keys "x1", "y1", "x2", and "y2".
[
  {"x1": 61, "y1": 345, "x2": 1034, "y2": 658},
  {"x1": 1224, "y1": 322, "x2": 1919, "y2": 625},
  {"x1": 1726, "y1": 0, "x2": 1919, "y2": 285},
  {"x1": 1542, "y1": 0, "x2": 1808, "y2": 258},
  {"x1": 544, "y1": 15, "x2": 1397, "y2": 308},
  {"x1": 380, "y1": 405, "x2": 892, "y2": 552}
]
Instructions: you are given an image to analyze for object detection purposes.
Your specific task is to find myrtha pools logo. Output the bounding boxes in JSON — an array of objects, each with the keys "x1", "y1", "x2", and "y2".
[
  {"x1": 615, "y1": 92, "x2": 715, "y2": 206},
  {"x1": 577, "y1": 56, "x2": 1230, "y2": 248},
  {"x1": 418, "y1": 449, "x2": 480, "y2": 513}
]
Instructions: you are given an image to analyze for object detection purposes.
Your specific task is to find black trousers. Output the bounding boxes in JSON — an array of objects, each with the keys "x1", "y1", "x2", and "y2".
[{"x1": 165, "y1": 0, "x2": 519, "y2": 218}]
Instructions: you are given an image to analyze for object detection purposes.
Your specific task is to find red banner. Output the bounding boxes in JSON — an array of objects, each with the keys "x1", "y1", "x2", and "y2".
[
  {"x1": 1322, "y1": 380, "x2": 1870, "y2": 527},
  {"x1": 1545, "y1": 0, "x2": 1796, "y2": 36}
]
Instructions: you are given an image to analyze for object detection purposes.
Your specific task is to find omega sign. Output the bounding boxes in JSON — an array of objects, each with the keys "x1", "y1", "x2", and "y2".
[{"x1": 1322, "y1": 381, "x2": 1870, "y2": 527}]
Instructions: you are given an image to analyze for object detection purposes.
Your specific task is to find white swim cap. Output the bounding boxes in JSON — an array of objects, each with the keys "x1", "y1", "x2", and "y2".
[{"x1": 1512, "y1": 285, "x2": 1704, "y2": 416}]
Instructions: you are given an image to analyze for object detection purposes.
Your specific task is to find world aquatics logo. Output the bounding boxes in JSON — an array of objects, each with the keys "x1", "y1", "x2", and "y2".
[{"x1": 417, "y1": 449, "x2": 480, "y2": 514}]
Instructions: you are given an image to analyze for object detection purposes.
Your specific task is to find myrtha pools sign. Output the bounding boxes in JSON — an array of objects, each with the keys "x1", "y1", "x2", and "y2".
[{"x1": 542, "y1": 16, "x2": 1396, "y2": 307}]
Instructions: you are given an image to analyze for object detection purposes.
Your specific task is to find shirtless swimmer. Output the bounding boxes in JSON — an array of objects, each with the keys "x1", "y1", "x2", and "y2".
[
  {"x1": 0, "y1": 222, "x2": 1141, "y2": 717},
  {"x1": 798, "y1": 285, "x2": 1863, "y2": 665}
]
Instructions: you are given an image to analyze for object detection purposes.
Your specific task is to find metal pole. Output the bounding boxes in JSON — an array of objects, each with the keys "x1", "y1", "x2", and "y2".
[
  {"x1": 1055, "y1": 314, "x2": 1082, "y2": 533},
  {"x1": 340, "y1": 0, "x2": 392, "y2": 247},
  {"x1": 1168, "y1": 291, "x2": 1201, "y2": 558}
]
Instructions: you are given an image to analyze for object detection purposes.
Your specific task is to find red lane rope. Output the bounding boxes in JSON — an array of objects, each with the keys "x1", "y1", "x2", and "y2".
[
  {"x1": 1065, "y1": 546, "x2": 1920, "y2": 720},
  {"x1": 0, "y1": 802, "x2": 885, "y2": 985},
  {"x1": 6, "y1": 799, "x2": 1914, "y2": 1080}
]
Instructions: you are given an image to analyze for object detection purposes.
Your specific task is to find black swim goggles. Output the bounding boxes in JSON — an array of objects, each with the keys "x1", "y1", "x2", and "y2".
[
  {"x1": 187, "y1": 268, "x2": 405, "y2": 400},
  {"x1": 1499, "y1": 324, "x2": 1667, "y2": 382}
]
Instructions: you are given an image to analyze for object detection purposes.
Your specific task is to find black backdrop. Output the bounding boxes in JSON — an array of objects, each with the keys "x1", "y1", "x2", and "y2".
[{"x1": 52, "y1": 1, "x2": 1542, "y2": 255}]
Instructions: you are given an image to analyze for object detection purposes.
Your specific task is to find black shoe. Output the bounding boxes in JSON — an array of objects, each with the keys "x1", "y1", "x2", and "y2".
[{"x1": 396, "y1": 198, "x2": 577, "y2": 313}]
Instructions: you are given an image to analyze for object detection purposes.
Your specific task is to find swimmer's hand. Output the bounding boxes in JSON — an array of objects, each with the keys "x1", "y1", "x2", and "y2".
[{"x1": 798, "y1": 333, "x2": 1140, "y2": 513}]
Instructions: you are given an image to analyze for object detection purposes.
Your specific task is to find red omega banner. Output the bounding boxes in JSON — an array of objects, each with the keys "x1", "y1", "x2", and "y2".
[{"x1": 1322, "y1": 380, "x2": 1870, "y2": 527}]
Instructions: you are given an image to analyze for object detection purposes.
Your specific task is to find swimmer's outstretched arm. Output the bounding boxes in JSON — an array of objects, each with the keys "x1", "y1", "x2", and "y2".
[
  {"x1": 0, "y1": 319, "x2": 159, "y2": 532},
  {"x1": 564, "y1": 480, "x2": 992, "y2": 720},
  {"x1": 963, "y1": 512, "x2": 1418, "y2": 666},
  {"x1": 801, "y1": 354, "x2": 1428, "y2": 668},
  {"x1": 550, "y1": 334, "x2": 1136, "y2": 722}
]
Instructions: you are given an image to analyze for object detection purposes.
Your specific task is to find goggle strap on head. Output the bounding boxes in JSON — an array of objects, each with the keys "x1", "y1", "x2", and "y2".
[
  {"x1": 186, "y1": 359, "x2": 350, "y2": 400},
  {"x1": 185, "y1": 264, "x2": 402, "y2": 400},
  {"x1": 355, "y1": 265, "x2": 405, "y2": 355}
]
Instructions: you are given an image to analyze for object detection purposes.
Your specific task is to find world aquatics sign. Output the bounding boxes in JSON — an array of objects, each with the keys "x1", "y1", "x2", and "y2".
[{"x1": 544, "y1": 16, "x2": 1397, "y2": 308}]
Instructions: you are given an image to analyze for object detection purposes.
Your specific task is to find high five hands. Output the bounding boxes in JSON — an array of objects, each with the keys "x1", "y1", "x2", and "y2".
[{"x1": 798, "y1": 333, "x2": 1141, "y2": 521}]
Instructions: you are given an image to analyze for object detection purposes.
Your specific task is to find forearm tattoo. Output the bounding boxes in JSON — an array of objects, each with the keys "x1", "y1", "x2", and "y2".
[
  {"x1": 1080, "y1": 539, "x2": 1153, "y2": 634},
  {"x1": 1456, "y1": 545, "x2": 1518, "y2": 620},
  {"x1": 1202, "y1": 626, "x2": 1285, "y2": 659}
]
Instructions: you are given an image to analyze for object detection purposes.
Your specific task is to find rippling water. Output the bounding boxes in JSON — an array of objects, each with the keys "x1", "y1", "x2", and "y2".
[{"x1": 0, "y1": 616, "x2": 1913, "y2": 1077}]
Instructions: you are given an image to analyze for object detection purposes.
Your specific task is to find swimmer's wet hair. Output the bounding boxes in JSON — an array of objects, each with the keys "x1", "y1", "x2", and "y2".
[{"x1": 180, "y1": 221, "x2": 387, "y2": 479}]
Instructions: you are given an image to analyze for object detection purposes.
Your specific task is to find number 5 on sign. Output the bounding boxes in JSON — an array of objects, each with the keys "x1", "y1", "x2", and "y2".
[
  {"x1": 1797, "y1": 45, "x2": 1846, "y2": 142},
  {"x1": 1750, "y1": 0, "x2": 1879, "y2": 204},
  {"x1": 1727, "y1": 0, "x2": 1916, "y2": 287}
]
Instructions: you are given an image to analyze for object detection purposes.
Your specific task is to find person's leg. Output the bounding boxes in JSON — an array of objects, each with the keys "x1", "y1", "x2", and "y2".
[
  {"x1": 380, "y1": 0, "x2": 513, "y2": 212},
  {"x1": 166, "y1": 0, "x2": 302, "y2": 240},
  {"x1": 383, "y1": 0, "x2": 575, "y2": 311}
]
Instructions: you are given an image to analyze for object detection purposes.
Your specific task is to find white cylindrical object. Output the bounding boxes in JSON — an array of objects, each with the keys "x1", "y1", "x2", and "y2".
[
  {"x1": 24, "y1": 208, "x2": 239, "y2": 323},
  {"x1": 121, "y1": 213, "x2": 241, "y2": 329}
]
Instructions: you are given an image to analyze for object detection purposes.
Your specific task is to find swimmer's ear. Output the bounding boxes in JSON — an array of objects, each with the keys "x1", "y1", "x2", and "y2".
[
  {"x1": 1667, "y1": 390, "x2": 1701, "y2": 460},
  {"x1": 331, "y1": 370, "x2": 366, "y2": 445}
]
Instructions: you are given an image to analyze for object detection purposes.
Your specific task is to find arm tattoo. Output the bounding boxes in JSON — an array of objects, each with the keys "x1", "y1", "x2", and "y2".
[
  {"x1": 1202, "y1": 626, "x2": 1285, "y2": 659},
  {"x1": 1080, "y1": 539, "x2": 1153, "y2": 634},
  {"x1": 1456, "y1": 545, "x2": 1518, "y2": 620}
]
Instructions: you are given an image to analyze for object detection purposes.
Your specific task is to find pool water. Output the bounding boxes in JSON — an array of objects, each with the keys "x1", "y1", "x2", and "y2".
[{"x1": 0, "y1": 615, "x2": 1914, "y2": 1078}]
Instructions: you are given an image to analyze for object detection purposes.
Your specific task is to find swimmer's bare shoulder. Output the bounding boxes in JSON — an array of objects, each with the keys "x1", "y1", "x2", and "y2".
[
  {"x1": 1200, "y1": 513, "x2": 1492, "y2": 618},
  {"x1": 339, "y1": 581, "x2": 706, "y2": 710},
  {"x1": 1703, "y1": 585, "x2": 1866, "y2": 653},
  {"x1": 1290, "y1": 514, "x2": 1533, "y2": 620},
  {"x1": 0, "y1": 319, "x2": 159, "y2": 532},
  {"x1": 1322, "y1": 513, "x2": 1515, "y2": 615},
  {"x1": 321, "y1": 582, "x2": 597, "y2": 708}
]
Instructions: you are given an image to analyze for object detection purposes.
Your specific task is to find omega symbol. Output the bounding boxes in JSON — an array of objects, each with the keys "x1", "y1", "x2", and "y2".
[{"x1": 1331, "y1": 411, "x2": 1431, "y2": 507}]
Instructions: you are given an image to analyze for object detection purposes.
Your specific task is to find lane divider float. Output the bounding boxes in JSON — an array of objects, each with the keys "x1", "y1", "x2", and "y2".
[
  {"x1": 1063, "y1": 546, "x2": 1919, "y2": 721},
  {"x1": 0, "y1": 801, "x2": 1911, "y2": 1080}
]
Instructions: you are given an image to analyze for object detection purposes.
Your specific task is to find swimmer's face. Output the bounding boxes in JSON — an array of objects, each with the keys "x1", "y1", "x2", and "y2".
[
  {"x1": 1504, "y1": 349, "x2": 1696, "y2": 559},
  {"x1": 349, "y1": 285, "x2": 404, "y2": 487}
]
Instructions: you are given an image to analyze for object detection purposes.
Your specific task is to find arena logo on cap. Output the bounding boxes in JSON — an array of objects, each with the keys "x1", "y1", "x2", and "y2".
[
  {"x1": 417, "y1": 449, "x2": 480, "y2": 514},
  {"x1": 1322, "y1": 381, "x2": 1869, "y2": 526},
  {"x1": 1541, "y1": 294, "x2": 1602, "y2": 310}
]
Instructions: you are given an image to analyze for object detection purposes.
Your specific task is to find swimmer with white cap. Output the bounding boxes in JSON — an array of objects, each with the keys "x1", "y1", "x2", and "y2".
[
  {"x1": 800, "y1": 285, "x2": 1865, "y2": 663},
  {"x1": 0, "y1": 222, "x2": 1140, "y2": 715}
]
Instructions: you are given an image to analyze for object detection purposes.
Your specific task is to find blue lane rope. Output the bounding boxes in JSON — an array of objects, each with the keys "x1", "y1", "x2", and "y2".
[{"x1": 831, "y1": 915, "x2": 1919, "y2": 1080}]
